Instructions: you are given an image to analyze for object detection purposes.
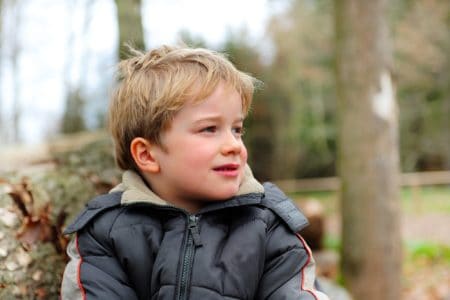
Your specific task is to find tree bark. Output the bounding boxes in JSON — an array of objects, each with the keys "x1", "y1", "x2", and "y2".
[
  {"x1": 10, "y1": 0, "x2": 22, "y2": 143},
  {"x1": 334, "y1": 0, "x2": 402, "y2": 299},
  {"x1": 0, "y1": 132, "x2": 120, "y2": 299},
  {"x1": 61, "y1": 1, "x2": 95, "y2": 134},
  {"x1": 0, "y1": 0, "x2": 3, "y2": 141},
  {"x1": 115, "y1": 0, "x2": 145, "y2": 59}
]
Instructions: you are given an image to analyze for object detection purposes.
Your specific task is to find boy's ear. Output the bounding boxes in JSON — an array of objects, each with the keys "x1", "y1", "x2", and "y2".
[{"x1": 130, "y1": 137, "x2": 160, "y2": 173}]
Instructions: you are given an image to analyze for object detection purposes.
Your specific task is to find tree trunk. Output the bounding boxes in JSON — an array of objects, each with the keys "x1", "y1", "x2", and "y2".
[
  {"x1": 10, "y1": 0, "x2": 22, "y2": 143},
  {"x1": 115, "y1": 0, "x2": 145, "y2": 59},
  {"x1": 0, "y1": 132, "x2": 121, "y2": 299},
  {"x1": 0, "y1": 0, "x2": 3, "y2": 141},
  {"x1": 334, "y1": 0, "x2": 402, "y2": 299},
  {"x1": 61, "y1": 1, "x2": 94, "y2": 134}
]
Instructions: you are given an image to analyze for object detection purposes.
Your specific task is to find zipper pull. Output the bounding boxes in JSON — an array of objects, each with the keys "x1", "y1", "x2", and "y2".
[{"x1": 188, "y1": 215, "x2": 203, "y2": 247}]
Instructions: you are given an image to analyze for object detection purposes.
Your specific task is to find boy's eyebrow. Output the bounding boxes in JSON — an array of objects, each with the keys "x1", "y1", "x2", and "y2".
[{"x1": 193, "y1": 115, "x2": 245, "y2": 123}]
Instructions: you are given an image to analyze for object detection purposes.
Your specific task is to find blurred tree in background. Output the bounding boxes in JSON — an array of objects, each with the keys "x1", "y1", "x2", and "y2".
[
  {"x1": 61, "y1": 1, "x2": 95, "y2": 134},
  {"x1": 61, "y1": 89, "x2": 86, "y2": 134},
  {"x1": 263, "y1": 0, "x2": 336, "y2": 179},
  {"x1": 115, "y1": 0, "x2": 145, "y2": 59},
  {"x1": 335, "y1": 0, "x2": 401, "y2": 298},
  {"x1": 0, "y1": 0, "x2": 3, "y2": 142},
  {"x1": 392, "y1": 0, "x2": 450, "y2": 172},
  {"x1": 0, "y1": 0, "x2": 23, "y2": 143}
]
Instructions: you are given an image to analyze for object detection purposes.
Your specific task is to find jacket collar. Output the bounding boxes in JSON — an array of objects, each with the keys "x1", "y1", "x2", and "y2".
[{"x1": 110, "y1": 164, "x2": 264, "y2": 208}]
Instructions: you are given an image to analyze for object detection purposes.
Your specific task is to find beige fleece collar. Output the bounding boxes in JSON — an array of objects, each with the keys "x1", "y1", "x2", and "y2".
[{"x1": 110, "y1": 164, "x2": 264, "y2": 206}]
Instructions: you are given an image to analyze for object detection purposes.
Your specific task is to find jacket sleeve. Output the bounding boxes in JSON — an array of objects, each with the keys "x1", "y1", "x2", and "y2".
[
  {"x1": 61, "y1": 232, "x2": 138, "y2": 300},
  {"x1": 60, "y1": 193, "x2": 138, "y2": 300},
  {"x1": 257, "y1": 182, "x2": 329, "y2": 299},
  {"x1": 256, "y1": 221, "x2": 329, "y2": 300}
]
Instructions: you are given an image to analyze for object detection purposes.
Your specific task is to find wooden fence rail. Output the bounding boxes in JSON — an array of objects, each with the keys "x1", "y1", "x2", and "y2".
[{"x1": 275, "y1": 171, "x2": 450, "y2": 193}]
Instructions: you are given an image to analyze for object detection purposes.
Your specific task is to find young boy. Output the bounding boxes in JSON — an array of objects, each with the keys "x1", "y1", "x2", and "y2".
[{"x1": 61, "y1": 45, "x2": 328, "y2": 300}]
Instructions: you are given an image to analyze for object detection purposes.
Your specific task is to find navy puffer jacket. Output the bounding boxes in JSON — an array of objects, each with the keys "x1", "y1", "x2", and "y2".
[{"x1": 61, "y1": 170, "x2": 328, "y2": 300}]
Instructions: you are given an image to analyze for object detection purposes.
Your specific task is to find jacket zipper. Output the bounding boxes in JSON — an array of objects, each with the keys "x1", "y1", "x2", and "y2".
[{"x1": 176, "y1": 215, "x2": 203, "y2": 300}]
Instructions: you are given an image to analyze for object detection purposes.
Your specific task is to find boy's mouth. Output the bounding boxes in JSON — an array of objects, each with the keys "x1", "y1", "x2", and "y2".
[
  {"x1": 213, "y1": 164, "x2": 239, "y2": 171},
  {"x1": 213, "y1": 164, "x2": 240, "y2": 177}
]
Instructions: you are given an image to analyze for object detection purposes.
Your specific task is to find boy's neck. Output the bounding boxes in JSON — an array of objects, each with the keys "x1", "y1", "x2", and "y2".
[{"x1": 140, "y1": 172, "x2": 208, "y2": 213}]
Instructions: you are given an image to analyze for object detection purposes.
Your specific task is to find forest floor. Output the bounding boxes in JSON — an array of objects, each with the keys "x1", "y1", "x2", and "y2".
[{"x1": 293, "y1": 186, "x2": 450, "y2": 300}]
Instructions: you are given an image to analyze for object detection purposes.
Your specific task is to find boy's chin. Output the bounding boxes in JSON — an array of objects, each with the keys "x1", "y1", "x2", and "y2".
[{"x1": 208, "y1": 187, "x2": 240, "y2": 201}]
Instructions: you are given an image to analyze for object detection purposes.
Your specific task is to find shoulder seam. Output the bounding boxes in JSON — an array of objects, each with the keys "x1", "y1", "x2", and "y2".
[
  {"x1": 107, "y1": 206, "x2": 129, "y2": 238},
  {"x1": 260, "y1": 182, "x2": 309, "y2": 233},
  {"x1": 64, "y1": 192, "x2": 123, "y2": 234}
]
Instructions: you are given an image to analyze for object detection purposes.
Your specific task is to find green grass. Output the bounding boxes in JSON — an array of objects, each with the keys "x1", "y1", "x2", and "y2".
[
  {"x1": 405, "y1": 240, "x2": 450, "y2": 263},
  {"x1": 323, "y1": 233, "x2": 341, "y2": 251},
  {"x1": 401, "y1": 185, "x2": 450, "y2": 214},
  {"x1": 321, "y1": 234, "x2": 450, "y2": 266}
]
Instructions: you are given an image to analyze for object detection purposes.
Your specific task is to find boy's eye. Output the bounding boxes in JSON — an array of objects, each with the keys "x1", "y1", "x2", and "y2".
[
  {"x1": 233, "y1": 126, "x2": 245, "y2": 136},
  {"x1": 201, "y1": 126, "x2": 217, "y2": 133}
]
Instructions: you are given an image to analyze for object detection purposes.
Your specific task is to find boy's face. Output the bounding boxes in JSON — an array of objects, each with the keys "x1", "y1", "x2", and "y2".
[{"x1": 149, "y1": 82, "x2": 248, "y2": 211}]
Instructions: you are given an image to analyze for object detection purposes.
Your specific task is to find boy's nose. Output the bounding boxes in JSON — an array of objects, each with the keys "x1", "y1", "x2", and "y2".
[{"x1": 221, "y1": 132, "x2": 242, "y2": 155}]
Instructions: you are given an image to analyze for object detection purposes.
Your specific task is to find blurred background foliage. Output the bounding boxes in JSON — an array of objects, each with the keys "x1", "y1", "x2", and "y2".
[
  {"x1": 235, "y1": 0, "x2": 450, "y2": 180},
  {"x1": 0, "y1": 0, "x2": 448, "y2": 181}
]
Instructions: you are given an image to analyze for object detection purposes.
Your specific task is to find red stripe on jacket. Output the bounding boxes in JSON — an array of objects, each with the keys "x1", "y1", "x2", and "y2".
[
  {"x1": 296, "y1": 233, "x2": 321, "y2": 300},
  {"x1": 75, "y1": 234, "x2": 87, "y2": 300}
]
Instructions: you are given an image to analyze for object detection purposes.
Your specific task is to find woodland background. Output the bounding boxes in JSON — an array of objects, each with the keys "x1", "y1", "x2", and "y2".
[{"x1": 0, "y1": 0, "x2": 449, "y2": 299}]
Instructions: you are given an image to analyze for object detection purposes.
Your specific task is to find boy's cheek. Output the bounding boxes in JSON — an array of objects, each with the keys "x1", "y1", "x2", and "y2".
[{"x1": 241, "y1": 145, "x2": 248, "y2": 162}]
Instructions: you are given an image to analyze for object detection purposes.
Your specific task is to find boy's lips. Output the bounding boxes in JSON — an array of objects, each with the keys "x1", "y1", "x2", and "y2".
[{"x1": 213, "y1": 163, "x2": 240, "y2": 177}]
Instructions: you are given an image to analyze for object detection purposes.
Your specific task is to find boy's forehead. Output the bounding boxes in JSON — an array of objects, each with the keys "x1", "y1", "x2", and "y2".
[
  {"x1": 175, "y1": 83, "x2": 245, "y2": 117},
  {"x1": 191, "y1": 85, "x2": 242, "y2": 106},
  {"x1": 188, "y1": 81, "x2": 240, "y2": 103}
]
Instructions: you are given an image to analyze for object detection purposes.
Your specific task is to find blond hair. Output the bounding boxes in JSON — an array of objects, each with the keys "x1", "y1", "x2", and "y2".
[{"x1": 109, "y1": 45, "x2": 257, "y2": 171}]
